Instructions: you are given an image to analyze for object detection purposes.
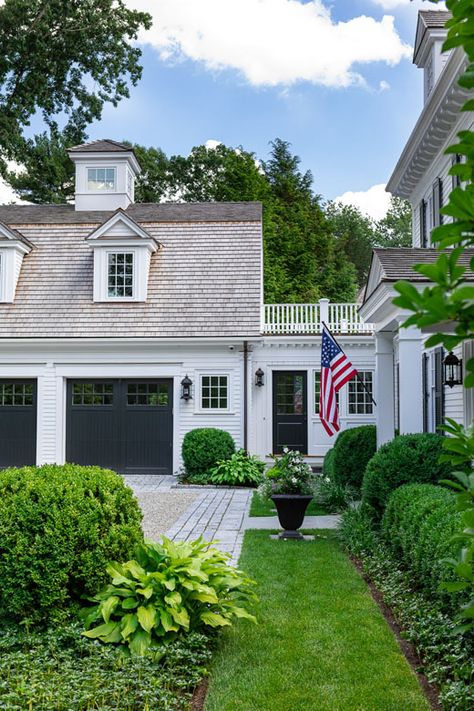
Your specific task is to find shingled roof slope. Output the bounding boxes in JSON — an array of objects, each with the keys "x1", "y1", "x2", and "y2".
[
  {"x1": 68, "y1": 139, "x2": 132, "y2": 152},
  {"x1": 418, "y1": 10, "x2": 451, "y2": 28},
  {"x1": 0, "y1": 202, "x2": 262, "y2": 225}
]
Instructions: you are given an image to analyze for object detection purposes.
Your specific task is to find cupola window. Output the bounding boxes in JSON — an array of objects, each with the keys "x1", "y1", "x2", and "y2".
[{"x1": 87, "y1": 167, "x2": 116, "y2": 191}]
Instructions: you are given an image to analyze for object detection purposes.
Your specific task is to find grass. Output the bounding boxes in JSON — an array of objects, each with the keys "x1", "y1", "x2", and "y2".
[
  {"x1": 248, "y1": 491, "x2": 328, "y2": 517},
  {"x1": 205, "y1": 530, "x2": 430, "y2": 711}
]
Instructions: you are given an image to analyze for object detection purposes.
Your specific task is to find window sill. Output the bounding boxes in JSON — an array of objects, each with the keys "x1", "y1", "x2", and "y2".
[{"x1": 193, "y1": 410, "x2": 235, "y2": 416}]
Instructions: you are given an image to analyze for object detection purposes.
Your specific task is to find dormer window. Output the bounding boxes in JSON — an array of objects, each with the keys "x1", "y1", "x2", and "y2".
[
  {"x1": 0, "y1": 223, "x2": 32, "y2": 303},
  {"x1": 87, "y1": 167, "x2": 116, "y2": 192},
  {"x1": 108, "y1": 252, "x2": 134, "y2": 298}
]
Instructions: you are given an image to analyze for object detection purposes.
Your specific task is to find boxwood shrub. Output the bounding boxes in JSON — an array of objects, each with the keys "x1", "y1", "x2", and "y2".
[
  {"x1": 322, "y1": 447, "x2": 335, "y2": 479},
  {"x1": 332, "y1": 425, "x2": 376, "y2": 492},
  {"x1": 0, "y1": 464, "x2": 143, "y2": 623},
  {"x1": 361, "y1": 432, "x2": 451, "y2": 518},
  {"x1": 382, "y1": 483, "x2": 462, "y2": 605},
  {"x1": 182, "y1": 428, "x2": 235, "y2": 479}
]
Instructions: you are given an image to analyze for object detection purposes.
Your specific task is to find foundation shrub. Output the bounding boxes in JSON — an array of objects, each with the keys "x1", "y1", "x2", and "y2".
[
  {"x1": 382, "y1": 484, "x2": 462, "y2": 604},
  {"x1": 332, "y1": 425, "x2": 376, "y2": 492},
  {"x1": 0, "y1": 464, "x2": 143, "y2": 623},
  {"x1": 322, "y1": 447, "x2": 335, "y2": 479},
  {"x1": 182, "y1": 428, "x2": 235, "y2": 479},
  {"x1": 361, "y1": 432, "x2": 451, "y2": 518}
]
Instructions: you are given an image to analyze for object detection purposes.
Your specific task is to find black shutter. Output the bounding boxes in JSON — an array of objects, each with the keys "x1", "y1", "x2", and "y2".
[
  {"x1": 422, "y1": 353, "x2": 429, "y2": 432},
  {"x1": 432, "y1": 178, "x2": 443, "y2": 229},
  {"x1": 452, "y1": 155, "x2": 462, "y2": 190},
  {"x1": 419, "y1": 200, "x2": 427, "y2": 247},
  {"x1": 434, "y1": 347, "x2": 445, "y2": 432}
]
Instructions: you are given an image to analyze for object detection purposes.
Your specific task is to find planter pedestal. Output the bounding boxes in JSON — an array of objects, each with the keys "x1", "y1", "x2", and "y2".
[{"x1": 271, "y1": 495, "x2": 313, "y2": 540}]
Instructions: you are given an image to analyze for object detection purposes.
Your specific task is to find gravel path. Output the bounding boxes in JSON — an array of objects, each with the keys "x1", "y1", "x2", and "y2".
[{"x1": 134, "y1": 490, "x2": 199, "y2": 541}]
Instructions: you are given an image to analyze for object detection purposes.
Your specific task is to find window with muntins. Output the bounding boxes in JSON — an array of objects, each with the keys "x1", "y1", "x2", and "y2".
[
  {"x1": 314, "y1": 371, "x2": 338, "y2": 415},
  {"x1": 72, "y1": 383, "x2": 114, "y2": 406},
  {"x1": 87, "y1": 168, "x2": 116, "y2": 191},
  {"x1": 348, "y1": 371, "x2": 373, "y2": 414},
  {"x1": 107, "y1": 252, "x2": 134, "y2": 298},
  {"x1": 0, "y1": 382, "x2": 34, "y2": 406},
  {"x1": 127, "y1": 383, "x2": 168, "y2": 406},
  {"x1": 201, "y1": 375, "x2": 228, "y2": 409}
]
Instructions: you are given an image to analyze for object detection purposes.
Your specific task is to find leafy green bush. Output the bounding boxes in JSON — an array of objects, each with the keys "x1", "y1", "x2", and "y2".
[
  {"x1": 0, "y1": 464, "x2": 143, "y2": 623},
  {"x1": 382, "y1": 484, "x2": 462, "y2": 604},
  {"x1": 0, "y1": 620, "x2": 212, "y2": 710},
  {"x1": 322, "y1": 447, "x2": 335, "y2": 479},
  {"x1": 361, "y1": 433, "x2": 451, "y2": 518},
  {"x1": 82, "y1": 537, "x2": 257, "y2": 655},
  {"x1": 182, "y1": 428, "x2": 235, "y2": 479},
  {"x1": 258, "y1": 449, "x2": 314, "y2": 499},
  {"x1": 314, "y1": 474, "x2": 356, "y2": 513},
  {"x1": 209, "y1": 449, "x2": 265, "y2": 486},
  {"x1": 332, "y1": 425, "x2": 376, "y2": 492}
]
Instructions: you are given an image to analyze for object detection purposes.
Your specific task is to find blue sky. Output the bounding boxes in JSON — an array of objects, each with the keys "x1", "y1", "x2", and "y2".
[{"x1": 3, "y1": 1, "x2": 444, "y2": 218}]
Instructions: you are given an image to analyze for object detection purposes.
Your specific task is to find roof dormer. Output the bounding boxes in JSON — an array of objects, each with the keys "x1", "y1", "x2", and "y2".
[
  {"x1": 68, "y1": 139, "x2": 141, "y2": 212},
  {"x1": 413, "y1": 11, "x2": 450, "y2": 103},
  {"x1": 85, "y1": 210, "x2": 160, "y2": 303},
  {"x1": 0, "y1": 222, "x2": 32, "y2": 303}
]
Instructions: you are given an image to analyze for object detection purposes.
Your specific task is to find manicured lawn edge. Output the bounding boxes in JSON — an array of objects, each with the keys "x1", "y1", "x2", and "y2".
[{"x1": 204, "y1": 530, "x2": 430, "y2": 711}]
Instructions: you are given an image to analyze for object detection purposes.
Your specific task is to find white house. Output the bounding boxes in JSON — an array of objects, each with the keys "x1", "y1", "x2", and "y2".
[
  {"x1": 360, "y1": 10, "x2": 474, "y2": 447},
  {"x1": 0, "y1": 139, "x2": 375, "y2": 475}
]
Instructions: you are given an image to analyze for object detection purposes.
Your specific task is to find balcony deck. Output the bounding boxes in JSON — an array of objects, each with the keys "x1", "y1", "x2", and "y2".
[{"x1": 262, "y1": 300, "x2": 374, "y2": 335}]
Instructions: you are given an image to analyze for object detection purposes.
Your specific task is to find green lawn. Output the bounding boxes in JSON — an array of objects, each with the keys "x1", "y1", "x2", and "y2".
[
  {"x1": 248, "y1": 491, "x2": 328, "y2": 517},
  {"x1": 205, "y1": 531, "x2": 430, "y2": 711}
]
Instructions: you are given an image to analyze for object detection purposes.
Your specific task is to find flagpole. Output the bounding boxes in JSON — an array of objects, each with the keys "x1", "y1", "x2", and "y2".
[{"x1": 321, "y1": 321, "x2": 377, "y2": 407}]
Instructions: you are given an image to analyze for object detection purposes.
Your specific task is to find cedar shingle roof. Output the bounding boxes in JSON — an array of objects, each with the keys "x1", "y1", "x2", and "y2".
[
  {"x1": 418, "y1": 10, "x2": 451, "y2": 28},
  {"x1": 0, "y1": 202, "x2": 262, "y2": 225},
  {"x1": 0, "y1": 204, "x2": 263, "y2": 339},
  {"x1": 68, "y1": 139, "x2": 132, "y2": 153}
]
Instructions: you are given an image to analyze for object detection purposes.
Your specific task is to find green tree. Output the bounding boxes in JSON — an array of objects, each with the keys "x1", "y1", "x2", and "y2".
[
  {"x1": 325, "y1": 201, "x2": 375, "y2": 287},
  {"x1": 374, "y1": 196, "x2": 412, "y2": 248},
  {"x1": 0, "y1": 0, "x2": 151, "y2": 165},
  {"x1": 392, "y1": 0, "x2": 474, "y2": 632}
]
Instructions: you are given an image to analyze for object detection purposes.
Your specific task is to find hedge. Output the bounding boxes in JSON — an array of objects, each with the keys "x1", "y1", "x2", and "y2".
[
  {"x1": 0, "y1": 464, "x2": 143, "y2": 623},
  {"x1": 332, "y1": 425, "x2": 376, "y2": 491},
  {"x1": 182, "y1": 428, "x2": 235, "y2": 479},
  {"x1": 322, "y1": 447, "x2": 335, "y2": 479},
  {"x1": 382, "y1": 483, "x2": 462, "y2": 607},
  {"x1": 361, "y1": 432, "x2": 451, "y2": 517}
]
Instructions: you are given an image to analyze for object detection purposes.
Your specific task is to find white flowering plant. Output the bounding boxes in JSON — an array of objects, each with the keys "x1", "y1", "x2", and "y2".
[{"x1": 257, "y1": 448, "x2": 314, "y2": 499}]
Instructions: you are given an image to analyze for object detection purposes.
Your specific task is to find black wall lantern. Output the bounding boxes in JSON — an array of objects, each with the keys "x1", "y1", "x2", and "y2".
[
  {"x1": 443, "y1": 351, "x2": 463, "y2": 388},
  {"x1": 255, "y1": 368, "x2": 264, "y2": 387},
  {"x1": 181, "y1": 374, "x2": 193, "y2": 400}
]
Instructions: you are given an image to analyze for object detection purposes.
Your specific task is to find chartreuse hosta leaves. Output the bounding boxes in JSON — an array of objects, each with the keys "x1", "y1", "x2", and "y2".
[{"x1": 82, "y1": 537, "x2": 257, "y2": 655}]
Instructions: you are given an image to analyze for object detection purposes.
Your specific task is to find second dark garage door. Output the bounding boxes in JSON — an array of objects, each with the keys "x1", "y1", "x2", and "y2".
[{"x1": 66, "y1": 379, "x2": 173, "y2": 475}]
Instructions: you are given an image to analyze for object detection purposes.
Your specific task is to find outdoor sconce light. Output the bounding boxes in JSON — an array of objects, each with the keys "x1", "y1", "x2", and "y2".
[
  {"x1": 181, "y1": 374, "x2": 193, "y2": 400},
  {"x1": 443, "y1": 351, "x2": 463, "y2": 388},
  {"x1": 255, "y1": 368, "x2": 265, "y2": 387}
]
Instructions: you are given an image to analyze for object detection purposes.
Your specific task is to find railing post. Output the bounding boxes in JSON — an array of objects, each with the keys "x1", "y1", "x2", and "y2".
[{"x1": 319, "y1": 298, "x2": 329, "y2": 332}]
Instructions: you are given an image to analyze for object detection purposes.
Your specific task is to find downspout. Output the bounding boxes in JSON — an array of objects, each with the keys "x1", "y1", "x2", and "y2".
[{"x1": 243, "y1": 341, "x2": 248, "y2": 452}]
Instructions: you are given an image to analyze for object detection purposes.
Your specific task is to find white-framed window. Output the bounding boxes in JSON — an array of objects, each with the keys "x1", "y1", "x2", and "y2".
[
  {"x1": 87, "y1": 167, "x2": 116, "y2": 191},
  {"x1": 313, "y1": 371, "x2": 338, "y2": 415},
  {"x1": 107, "y1": 252, "x2": 134, "y2": 298},
  {"x1": 348, "y1": 371, "x2": 373, "y2": 414},
  {"x1": 200, "y1": 375, "x2": 229, "y2": 410}
]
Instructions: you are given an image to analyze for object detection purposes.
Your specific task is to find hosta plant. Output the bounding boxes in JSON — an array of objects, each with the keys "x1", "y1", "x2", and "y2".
[
  {"x1": 209, "y1": 449, "x2": 265, "y2": 486},
  {"x1": 82, "y1": 537, "x2": 257, "y2": 655}
]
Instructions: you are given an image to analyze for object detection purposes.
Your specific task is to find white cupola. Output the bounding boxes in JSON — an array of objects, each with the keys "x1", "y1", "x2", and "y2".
[
  {"x1": 68, "y1": 139, "x2": 141, "y2": 212},
  {"x1": 413, "y1": 11, "x2": 451, "y2": 104}
]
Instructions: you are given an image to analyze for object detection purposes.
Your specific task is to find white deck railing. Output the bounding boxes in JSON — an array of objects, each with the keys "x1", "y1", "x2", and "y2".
[{"x1": 262, "y1": 299, "x2": 374, "y2": 335}]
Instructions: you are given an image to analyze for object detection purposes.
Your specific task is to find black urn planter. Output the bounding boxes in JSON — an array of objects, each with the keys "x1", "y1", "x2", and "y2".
[{"x1": 271, "y1": 495, "x2": 313, "y2": 540}]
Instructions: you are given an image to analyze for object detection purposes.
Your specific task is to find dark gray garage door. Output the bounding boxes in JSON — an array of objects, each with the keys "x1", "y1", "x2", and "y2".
[
  {"x1": 66, "y1": 379, "x2": 173, "y2": 475},
  {"x1": 0, "y1": 379, "x2": 37, "y2": 468}
]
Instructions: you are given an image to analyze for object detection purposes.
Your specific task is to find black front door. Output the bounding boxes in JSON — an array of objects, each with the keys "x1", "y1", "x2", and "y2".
[
  {"x1": 66, "y1": 379, "x2": 173, "y2": 475},
  {"x1": 272, "y1": 371, "x2": 307, "y2": 454},
  {"x1": 0, "y1": 379, "x2": 37, "y2": 468}
]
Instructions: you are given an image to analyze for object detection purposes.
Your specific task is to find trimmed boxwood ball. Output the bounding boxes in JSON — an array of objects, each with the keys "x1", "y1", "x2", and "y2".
[
  {"x1": 322, "y1": 447, "x2": 335, "y2": 479},
  {"x1": 0, "y1": 464, "x2": 143, "y2": 623},
  {"x1": 361, "y1": 432, "x2": 451, "y2": 518},
  {"x1": 332, "y1": 425, "x2": 376, "y2": 492},
  {"x1": 182, "y1": 428, "x2": 235, "y2": 479}
]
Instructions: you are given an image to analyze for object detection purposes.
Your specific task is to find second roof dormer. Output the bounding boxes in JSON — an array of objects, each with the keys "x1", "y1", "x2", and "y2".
[{"x1": 68, "y1": 139, "x2": 141, "y2": 212}]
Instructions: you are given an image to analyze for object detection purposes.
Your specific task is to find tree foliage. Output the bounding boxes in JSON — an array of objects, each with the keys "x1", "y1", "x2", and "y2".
[
  {"x1": 392, "y1": 0, "x2": 474, "y2": 632},
  {"x1": 0, "y1": 0, "x2": 151, "y2": 165},
  {"x1": 374, "y1": 196, "x2": 412, "y2": 248}
]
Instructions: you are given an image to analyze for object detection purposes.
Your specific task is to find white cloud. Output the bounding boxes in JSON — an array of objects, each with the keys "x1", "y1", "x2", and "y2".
[
  {"x1": 372, "y1": 0, "x2": 445, "y2": 8},
  {"x1": 127, "y1": 0, "x2": 411, "y2": 88},
  {"x1": 204, "y1": 139, "x2": 222, "y2": 150},
  {"x1": 379, "y1": 79, "x2": 390, "y2": 91},
  {"x1": 0, "y1": 162, "x2": 24, "y2": 205},
  {"x1": 334, "y1": 183, "x2": 391, "y2": 221}
]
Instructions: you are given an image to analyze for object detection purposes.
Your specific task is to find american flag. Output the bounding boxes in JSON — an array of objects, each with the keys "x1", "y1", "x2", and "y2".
[{"x1": 319, "y1": 326, "x2": 358, "y2": 436}]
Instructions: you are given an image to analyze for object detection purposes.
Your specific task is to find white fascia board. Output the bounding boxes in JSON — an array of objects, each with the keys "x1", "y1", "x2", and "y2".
[
  {"x1": 68, "y1": 151, "x2": 141, "y2": 175},
  {"x1": 387, "y1": 47, "x2": 468, "y2": 199},
  {"x1": 0, "y1": 336, "x2": 265, "y2": 346},
  {"x1": 86, "y1": 211, "x2": 159, "y2": 249},
  {"x1": 360, "y1": 281, "x2": 433, "y2": 331}
]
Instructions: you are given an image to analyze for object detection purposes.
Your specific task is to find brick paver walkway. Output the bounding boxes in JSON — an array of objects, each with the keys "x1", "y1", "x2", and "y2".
[{"x1": 125, "y1": 475, "x2": 340, "y2": 565}]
